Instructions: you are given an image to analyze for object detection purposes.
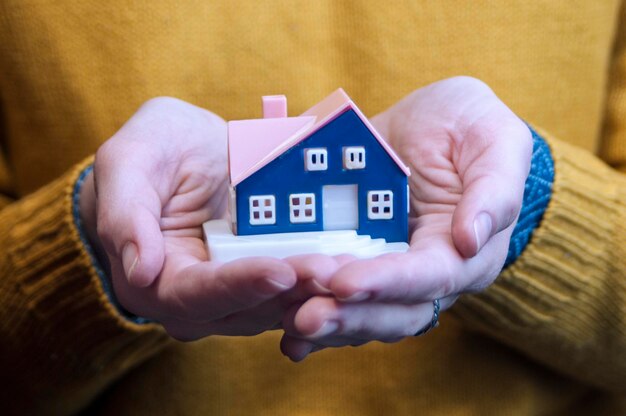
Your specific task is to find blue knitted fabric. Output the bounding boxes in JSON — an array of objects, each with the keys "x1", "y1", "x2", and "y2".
[
  {"x1": 503, "y1": 126, "x2": 555, "y2": 268},
  {"x1": 72, "y1": 165, "x2": 150, "y2": 324}
]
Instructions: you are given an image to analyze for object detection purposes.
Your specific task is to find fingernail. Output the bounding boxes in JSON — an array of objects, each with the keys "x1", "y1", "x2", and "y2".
[
  {"x1": 338, "y1": 291, "x2": 370, "y2": 302},
  {"x1": 473, "y1": 212, "x2": 493, "y2": 253},
  {"x1": 256, "y1": 277, "x2": 293, "y2": 294},
  {"x1": 122, "y1": 242, "x2": 139, "y2": 281},
  {"x1": 294, "y1": 343, "x2": 315, "y2": 362},
  {"x1": 311, "y1": 320, "x2": 339, "y2": 338},
  {"x1": 267, "y1": 277, "x2": 292, "y2": 290},
  {"x1": 307, "y1": 279, "x2": 331, "y2": 294}
]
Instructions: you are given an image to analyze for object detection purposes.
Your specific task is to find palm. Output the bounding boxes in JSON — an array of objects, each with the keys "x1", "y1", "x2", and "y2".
[
  {"x1": 374, "y1": 77, "x2": 529, "y2": 258},
  {"x1": 404, "y1": 130, "x2": 462, "y2": 252},
  {"x1": 159, "y1": 154, "x2": 229, "y2": 273},
  {"x1": 96, "y1": 98, "x2": 299, "y2": 340},
  {"x1": 279, "y1": 78, "x2": 533, "y2": 360}
]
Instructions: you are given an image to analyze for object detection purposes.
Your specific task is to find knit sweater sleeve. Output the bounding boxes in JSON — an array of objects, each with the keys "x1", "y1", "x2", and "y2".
[
  {"x1": 451, "y1": 132, "x2": 626, "y2": 392},
  {"x1": 451, "y1": 0, "x2": 626, "y2": 390},
  {"x1": 0, "y1": 157, "x2": 170, "y2": 415}
]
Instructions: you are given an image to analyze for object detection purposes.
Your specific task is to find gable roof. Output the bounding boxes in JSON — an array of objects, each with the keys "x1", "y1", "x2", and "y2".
[{"x1": 228, "y1": 88, "x2": 410, "y2": 186}]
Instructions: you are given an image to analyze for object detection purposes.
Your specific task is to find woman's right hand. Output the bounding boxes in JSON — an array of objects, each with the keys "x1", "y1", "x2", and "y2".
[{"x1": 81, "y1": 97, "x2": 299, "y2": 340}]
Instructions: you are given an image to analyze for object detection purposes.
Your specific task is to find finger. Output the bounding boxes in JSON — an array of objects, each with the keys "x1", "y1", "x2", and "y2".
[
  {"x1": 281, "y1": 302, "x2": 336, "y2": 359},
  {"x1": 160, "y1": 299, "x2": 286, "y2": 340},
  {"x1": 286, "y1": 254, "x2": 339, "y2": 288},
  {"x1": 287, "y1": 297, "x2": 436, "y2": 342},
  {"x1": 451, "y1": 117, "x2": 532, "y2": 257},
  {"x1": 280, "y1": 334, "x2": 326, "y2": 362},
  {"x1": 159, "y1": 257, "x2": 297, "y2": 321},
  {"x1": 94, "y1": 99, "x2": 228, "y2": 287},
  {"x1": 328, "y1": 247, "x2": 462, "y2": 303},
  {"x1": 95, "y1": 161, "x2": 166, "y2": 288},
  {"x1": 331, "y1": 235, "x2": 511, "y2": 304},
  {"x1": 280, "y1": 334, "x2": 317, "y2": 362},
  {"x1": 280, "y1": 254, "x2": 355, "y2": 304}
]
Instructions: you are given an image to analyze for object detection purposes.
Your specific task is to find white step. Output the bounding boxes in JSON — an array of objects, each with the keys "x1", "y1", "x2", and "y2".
[{"x1": 203, "y1": 219, "x2": 409, "y2": 262}]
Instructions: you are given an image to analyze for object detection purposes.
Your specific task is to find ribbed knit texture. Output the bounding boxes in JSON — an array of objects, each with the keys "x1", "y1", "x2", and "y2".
[
  {"x1": 0, "y1": 1, "x2": 624, "y2": 415},
  {"x1": 0, "y1": 158, "x2": 169, "y2": 415},
  {"x1": 454, "y1": 133, "x2": 626, "y2": 390},
  {"x1": 72, "y1": 164, "x2": 149, "y2": 324}
]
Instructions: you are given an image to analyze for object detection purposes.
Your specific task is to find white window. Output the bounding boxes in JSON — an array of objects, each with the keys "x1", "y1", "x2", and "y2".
[
  {"x1": 343, "y1": 146, "x2": 366, "y2": 170},
  {"x1": 289, "y1": 193, "x2": 316, "y2": 223},
  {"x1": 304, "y1": 148, "x2": 328, "y2": 171},
  {"x1": 367, "y1": 190, "x2": 393, "y2": 220},
  {"x1": 249, "y1": 195, "x2": 276, "y2": 225}
]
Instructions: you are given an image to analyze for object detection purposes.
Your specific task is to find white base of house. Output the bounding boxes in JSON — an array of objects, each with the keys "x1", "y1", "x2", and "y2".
[{"x1": 203, "y1": 219, "x2": 409, "y2": 262}]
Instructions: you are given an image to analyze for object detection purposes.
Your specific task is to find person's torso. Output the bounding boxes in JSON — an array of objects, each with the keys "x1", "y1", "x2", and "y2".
[{"x1": 1, "y1": 2, "x2": 622, "y2": 414}]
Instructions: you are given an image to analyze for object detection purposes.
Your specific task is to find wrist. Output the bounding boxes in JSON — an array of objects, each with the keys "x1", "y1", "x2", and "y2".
[
  {"x1": 73, "y1": 165, "x2": 149, "y2": 323},
  {"x1": 504, "y1": 125, "x2": 554, "y2": 267},
  {"x1": 78, "y1": 168, "x2": 108, "y2": 267}
]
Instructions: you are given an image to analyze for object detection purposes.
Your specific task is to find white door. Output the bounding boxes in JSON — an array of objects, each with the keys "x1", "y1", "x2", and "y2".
[{"x1": 322, "y1": 185, "x2": 359, "y2": 230}]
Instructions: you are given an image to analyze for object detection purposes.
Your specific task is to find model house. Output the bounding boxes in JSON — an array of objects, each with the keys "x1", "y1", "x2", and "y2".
[{"x1": 228, "y1": 89, "x2": 410, "y2": 243}]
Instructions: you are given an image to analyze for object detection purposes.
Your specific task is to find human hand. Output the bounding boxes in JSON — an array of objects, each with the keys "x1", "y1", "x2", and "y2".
[
  {"x1": 280, "y1": 77, "x2": 533, "y2": 360},
  {"x1": 80, "y1": 97, "x2": 299, "y2": 340}
]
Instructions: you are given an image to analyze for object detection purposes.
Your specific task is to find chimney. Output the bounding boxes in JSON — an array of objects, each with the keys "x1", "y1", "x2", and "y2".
[{"x1": 262, "y1": 95, "x2": 287, "y2": 118}]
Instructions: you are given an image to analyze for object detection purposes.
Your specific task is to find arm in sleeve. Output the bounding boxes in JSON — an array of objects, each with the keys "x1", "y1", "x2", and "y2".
[
  {"x1": 0, "y1": 154, "x2": 170, "y2": 415},
  {"x1": 452, "y1": 130, "x2": 626, "y2": 391},
  {"x1": 451, "y1": 1, "x2": 626, "y2": 388}
]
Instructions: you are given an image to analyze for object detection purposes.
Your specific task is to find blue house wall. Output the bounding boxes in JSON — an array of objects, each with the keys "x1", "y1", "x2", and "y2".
[{"x1": 234, "y1": 109, "x2": 408, "y2": 243}]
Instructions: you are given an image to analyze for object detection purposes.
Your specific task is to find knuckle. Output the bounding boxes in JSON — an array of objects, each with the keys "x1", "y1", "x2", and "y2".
[
  {"x1": 465, "y1": 117, "x2": 499, "y2": 144},
  {"x1": 95, "y1": 214, "x2": 116, "y2": 248},
  {"x1": 404, "y1": 318, "x2": 424, "y2": 338},
  {"x1": 431, "y1": 251, "x2": 459, "y2": 298},
  {"x1": 219, "y1": 277, "x2": 258, "y2": 309},
  {"x1": 449, "y1": 75, "x2": 492, "y2": 92},
  {"x1": 141, "y1": 96, "x2": 187, "y2": 111},
  {"x1": 502, "y1": 198, "x2": 521, "y2": 226},
  {"x1": 94, "y1": 140, "x2": 118, "y2": 167},
  {"x1": 440, "y1": 275, "x2": 455, "y2": 297},
  {"x1": 465, "y1": 270, "x2": 499, "y2": 294}
]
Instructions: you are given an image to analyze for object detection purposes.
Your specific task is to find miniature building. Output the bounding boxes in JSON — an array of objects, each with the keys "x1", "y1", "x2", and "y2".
[{"x1": 228, "y1": 89, "x2": 410, "y2": 243}]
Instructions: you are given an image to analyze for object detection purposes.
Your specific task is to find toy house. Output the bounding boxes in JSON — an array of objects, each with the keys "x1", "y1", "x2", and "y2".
[{"x1": 227, "y1": 88, "x2": 410, "y2": 243}]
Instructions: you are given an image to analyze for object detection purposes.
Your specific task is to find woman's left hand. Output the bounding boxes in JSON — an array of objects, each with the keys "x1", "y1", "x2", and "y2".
[{"x1": 280, "y1": 77, "x2": 533, "y2": 361}]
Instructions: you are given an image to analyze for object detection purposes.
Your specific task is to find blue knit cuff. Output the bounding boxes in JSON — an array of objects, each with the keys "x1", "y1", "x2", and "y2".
[
  {"x1": 504, "y1": 126, "x2": 555, "y2": 267},
  {"x1": 72, "y1": 165, "x2": 150, "y2": 324}
]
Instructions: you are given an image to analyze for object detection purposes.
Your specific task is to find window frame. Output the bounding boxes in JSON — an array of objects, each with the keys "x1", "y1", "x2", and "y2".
[
  {"x1": 343, "y1": 146, "x2": 366, "y2": 170},
  {"x1": 367, "y1": 190, "x2": 393, "y2": 220},
  {"x1": 304, "y1": 148, "x2": 328, "y2": 171},
  {"x1": 249, "y1": 195, "x2": 277, "y2": 225},
  {"x1": 289, "y1": 193, "x2": 316, "y2": 223}
]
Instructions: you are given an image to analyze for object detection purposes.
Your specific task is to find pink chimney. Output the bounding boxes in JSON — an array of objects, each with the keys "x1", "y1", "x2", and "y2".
[{"x1": 262, "y1": 95, "x2": 287, "y2": 118}]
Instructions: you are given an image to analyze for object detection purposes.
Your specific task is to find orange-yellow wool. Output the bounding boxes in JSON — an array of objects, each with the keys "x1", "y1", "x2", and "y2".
[{"x1": 0, "y1": 1, "x2": 625, "y2": 414}]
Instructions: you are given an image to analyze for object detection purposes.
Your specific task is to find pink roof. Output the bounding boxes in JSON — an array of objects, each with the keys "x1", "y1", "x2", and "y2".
[
  {"x1": 228, "y1": 88, "x2": 410, "y2": 186},
  {"x1": 229, "y1": 116, "x2": 316, "y2": 186}
]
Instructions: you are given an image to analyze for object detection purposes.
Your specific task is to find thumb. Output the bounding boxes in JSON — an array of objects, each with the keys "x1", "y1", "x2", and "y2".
[
  {"x1": 451, "y1": 175, "x2": 521, "y2": 258},
  {"x1": 451, "y1": 124, "x2": 532, "y2": 258},
  {"x1": 96, "y1": 164, "x2": 166, "y2": 288}
]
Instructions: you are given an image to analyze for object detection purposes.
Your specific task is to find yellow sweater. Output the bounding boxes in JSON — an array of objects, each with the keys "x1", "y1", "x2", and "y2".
[{"x1": 0, "y1": 1, "x2": 625, "y2": 415}]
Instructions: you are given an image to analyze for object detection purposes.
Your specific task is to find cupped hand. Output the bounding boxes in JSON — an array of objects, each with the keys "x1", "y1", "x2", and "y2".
[
  {"x1": 81, "y1": 97, "x2": 299, "y2": 340},
  {"x1": 281, "y1": 77, "x2": 533, "y2": 360}
]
